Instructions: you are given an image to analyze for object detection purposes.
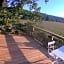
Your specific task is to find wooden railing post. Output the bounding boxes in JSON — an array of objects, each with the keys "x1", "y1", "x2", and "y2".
[
  {"x1": 33, "y1": 26, "x2": 35, "y2": 32},
  {"x1": 52, "y1": 36, "x2": 54, "y2": 40},
  {"x1": 32, "y1": 26, "x2": 35, "y2": 36}
]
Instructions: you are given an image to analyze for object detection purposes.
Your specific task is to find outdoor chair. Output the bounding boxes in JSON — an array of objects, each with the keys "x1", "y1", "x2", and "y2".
[
  {"x1": 48, "y1": 41, "x2": 59, "y2": 63},
  {"x1": 48, "y1": 41, "x2": 56, "y2": 58},
  {"x1": 48, "y1": 41, "x2": 64, "y2": 64}
]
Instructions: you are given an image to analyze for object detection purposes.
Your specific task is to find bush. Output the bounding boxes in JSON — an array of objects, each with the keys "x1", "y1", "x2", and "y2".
[{"x1": 33, "y1": 28, "x2": 49, "y2": 48}]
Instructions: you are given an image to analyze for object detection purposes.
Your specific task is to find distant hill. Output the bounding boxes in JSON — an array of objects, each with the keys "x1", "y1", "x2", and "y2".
[
  {"x1": 42, "y1": 13, "x2": 64, "y2": 23},
  {"x1": 20, "y1": 9, "x2": 64, "y2": 23}
]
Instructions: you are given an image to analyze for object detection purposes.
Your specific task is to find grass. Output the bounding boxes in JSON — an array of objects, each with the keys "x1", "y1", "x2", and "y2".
[
  {"x1": 19, "y1": 19, "x2": 64, "y2": 36},
  {"x1": 35, "y1": 21, "x2": 64, "y2": 36}
]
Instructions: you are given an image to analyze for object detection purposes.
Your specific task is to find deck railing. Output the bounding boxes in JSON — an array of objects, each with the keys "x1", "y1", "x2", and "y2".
[
  {"x1": 31, "y1": 26, "x2": 64, "y2": 49},
  {"x1": 33, "y1": 26, "x2": 64, "y2": 40}
]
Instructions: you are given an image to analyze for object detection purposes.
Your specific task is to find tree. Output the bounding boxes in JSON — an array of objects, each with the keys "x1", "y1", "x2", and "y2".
[
  {"x1": 45, "y1": 0, "x2": 49, "y2": 4},
  {"x1": 0, "y1": 0, "x2": 41, "y2": 15},
  {"x1": 0, "y1": 0, "x2": 6, "y2": 7},
  {"x1": 0, "y1": 0, "x2": 49, "y2": 8},
  {"x1": 0, "y1": 0, "x2": 4, "y2": 6},
  {"x1": 0, "y1": 0, "x2": 49, "y2": 33}
]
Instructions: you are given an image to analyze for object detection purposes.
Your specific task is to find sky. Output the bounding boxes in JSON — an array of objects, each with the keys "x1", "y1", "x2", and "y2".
[
  {"x1": 23, "y1": 0, "x2": 64, "y2": 18},
  {"x1": 7, "y1": 0, "x2": 64, "y2": 18}
]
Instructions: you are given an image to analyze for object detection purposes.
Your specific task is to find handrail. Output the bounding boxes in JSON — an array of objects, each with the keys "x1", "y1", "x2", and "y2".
[{"x1": 33, "y1": 26, "x2": 64, "y2": 40}]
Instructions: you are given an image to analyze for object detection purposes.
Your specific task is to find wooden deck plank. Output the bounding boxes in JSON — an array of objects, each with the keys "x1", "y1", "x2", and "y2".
[{"x1": 0, "y1": 34, "x2": 52, "y2": 64}]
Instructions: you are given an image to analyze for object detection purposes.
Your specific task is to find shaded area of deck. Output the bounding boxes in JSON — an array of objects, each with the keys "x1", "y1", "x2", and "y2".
[{"x1": 0, "y1": 34, "x2": 52, "y2": 64}]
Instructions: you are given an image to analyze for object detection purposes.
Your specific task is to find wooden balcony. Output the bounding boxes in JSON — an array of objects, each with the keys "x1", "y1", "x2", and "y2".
[{"x1": 0, "y1": 34, "x2": 52, "y2": 64}]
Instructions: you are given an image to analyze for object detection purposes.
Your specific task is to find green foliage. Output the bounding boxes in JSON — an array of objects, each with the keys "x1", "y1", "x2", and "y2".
[
  {"x1": 32, "y1": 28, "x2": 49, "y2": 48},
  {"x1": 0, "y1": 0, "x2": 42, "y2": 34},
  {"x1": 0, "y1": 4, "x2": 23, "y2": 33},
  {"x1": 20, "y1": 22, "x2": 33, "y2": 35}
]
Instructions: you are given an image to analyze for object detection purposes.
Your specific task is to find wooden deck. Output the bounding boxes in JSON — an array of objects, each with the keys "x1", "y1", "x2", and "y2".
[{"x1": 0, "y1": 34, "x2": 52, "y2": 64}]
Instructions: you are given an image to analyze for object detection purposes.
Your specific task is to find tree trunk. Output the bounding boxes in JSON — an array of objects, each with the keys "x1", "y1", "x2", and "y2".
[{"x1": 0, "y1": 0, "x2": 6, "y2": 7}]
